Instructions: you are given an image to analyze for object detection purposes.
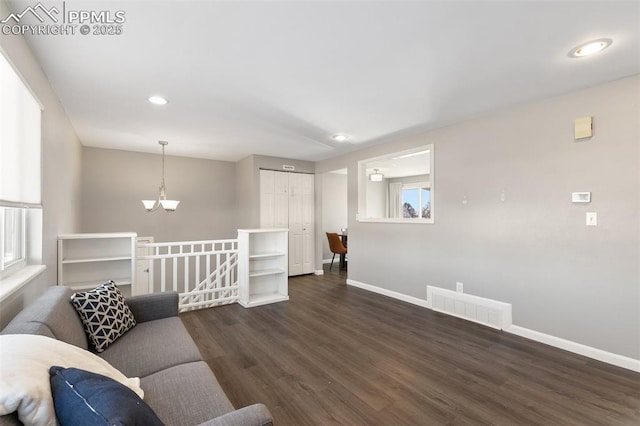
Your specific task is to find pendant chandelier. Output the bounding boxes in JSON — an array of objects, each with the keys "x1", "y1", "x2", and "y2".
[
  {"x1": 369, "y1": 169, "x2": 384, "y2": 182},
  {"x1": 142, "y1": 141, "x2": 180, "y2": 212}
]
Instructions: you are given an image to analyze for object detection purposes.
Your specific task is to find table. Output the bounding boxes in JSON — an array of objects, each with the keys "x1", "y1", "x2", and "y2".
[{"x1": 339, "y1": 233, "x2": 347, "y2": 269}]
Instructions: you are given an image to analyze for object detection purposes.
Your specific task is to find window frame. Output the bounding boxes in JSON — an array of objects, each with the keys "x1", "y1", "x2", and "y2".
[
  {"x1": 0, "y1": 47, "x2": 45, "y2": 297},
  {"x1": 1, "y1": 207, "x2": 27, "y2": 277},
  {"x1": 401, "y1": 182, "x2": 431, "y2": 219}
]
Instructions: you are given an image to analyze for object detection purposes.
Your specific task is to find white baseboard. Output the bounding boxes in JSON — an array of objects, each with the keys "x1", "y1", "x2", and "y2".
[
  {"x1": 346, "y1": 279, "x2": 429, "y2": 308},
  {"x1": 322, "y1": 257, "x2": 344, "y2": 265},
  {"x1": 507, "y1": 325, "x2": 640, "y2": 373},
  {"x1": 345, "y1": 278, "x2": 640, "y2": 373},
  {"x1": 314, "y1": 270, "x2": 324, "y2": 276}
]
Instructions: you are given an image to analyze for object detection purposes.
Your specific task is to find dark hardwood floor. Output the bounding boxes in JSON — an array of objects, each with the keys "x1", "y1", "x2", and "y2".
[{"x1": 181, "y1": 266, "x2": 640, "y2": 425}]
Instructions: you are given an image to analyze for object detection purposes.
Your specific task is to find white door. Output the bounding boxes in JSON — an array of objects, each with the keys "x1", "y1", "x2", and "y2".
[
  {"x1": 135, "y1": 236, "x2": 154, "y2": 295},
  {"x1": 258, "y1": 170, "x2": 315, "y2": 276},
  {"x1": 274, "y1": 171, "x2": 289, "y2": 228},
  {"x1": 301, "y1": 173, "x2": 315, "y2": 274},
  {"x1": 259, "y1": 170, "x2": 275, "y2": 228},
  {"x1": 288, "y1": 172, "x2": 303, "y2": 276}
]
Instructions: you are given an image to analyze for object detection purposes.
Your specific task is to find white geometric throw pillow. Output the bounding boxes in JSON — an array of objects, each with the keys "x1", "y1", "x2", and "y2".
[{"x1": 70, "y1": 281, "x2": 136, "y2": 353}]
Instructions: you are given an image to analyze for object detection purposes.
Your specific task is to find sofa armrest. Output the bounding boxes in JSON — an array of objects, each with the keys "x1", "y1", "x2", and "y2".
[
  {"x1": 126, "y1": 291, "x2": 179, "y2": 322},
  {"x1": 197, "y1": 404, "x2": 273, "y2": 426}
]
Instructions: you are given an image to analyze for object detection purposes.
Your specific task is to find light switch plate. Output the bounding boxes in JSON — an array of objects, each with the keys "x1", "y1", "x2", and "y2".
[{"x1": 586, "y1": 212, "x2": 597, "y2": 226}]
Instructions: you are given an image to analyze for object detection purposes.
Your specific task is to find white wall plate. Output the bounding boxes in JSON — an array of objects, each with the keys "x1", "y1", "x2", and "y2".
[{"x1": 572, "y1": 192, "x2": 591, "y2": 203}]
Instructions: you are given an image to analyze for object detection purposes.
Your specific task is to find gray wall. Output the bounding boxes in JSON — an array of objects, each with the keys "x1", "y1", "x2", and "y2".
[
  {"x1": 0, "y1": 0, "x2": 83, "y2": 328},
  {"x1": 235, "y1": 155, "x2": 255, "y2": 230},
  {"x1": 316, "y1": 75, "x2": 640, "y2": 359},
  {"x1": 321, "y1": 172, "x2": 347, "y2": 260},
  {"x1": 81, "y1": 147, "x2": 238, "y2": 241}
]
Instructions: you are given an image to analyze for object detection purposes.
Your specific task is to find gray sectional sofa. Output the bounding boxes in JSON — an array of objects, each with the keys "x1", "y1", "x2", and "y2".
[{"x1": 0, "y1": 286, "x2": 273, "y2": 426}]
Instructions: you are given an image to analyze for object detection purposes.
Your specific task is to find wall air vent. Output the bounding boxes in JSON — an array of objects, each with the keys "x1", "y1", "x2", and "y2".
[{"x1": 426, "y1": 285, "x2": 512, "y2": 330}]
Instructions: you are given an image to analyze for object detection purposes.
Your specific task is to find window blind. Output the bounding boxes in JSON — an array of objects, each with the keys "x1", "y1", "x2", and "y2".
[{"x1": 0, "y1": 51, "x2": 42, "y2": 208}]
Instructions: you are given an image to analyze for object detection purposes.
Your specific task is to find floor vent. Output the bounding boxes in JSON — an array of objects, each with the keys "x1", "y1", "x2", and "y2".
[{"x1": 426, "y1": 285, "x2": 512, "y2": 330}]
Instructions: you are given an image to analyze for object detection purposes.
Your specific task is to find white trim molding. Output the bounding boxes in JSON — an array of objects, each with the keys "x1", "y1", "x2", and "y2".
[
  {"x1": 346, "y1": 279, "x2": 429, "y2": 308},
  {"x1": 0, "y1": 265, "x2": 45, "y2": 302},
  {"x1": 346, "y1": 278, "x2": 640, "y2": 373},
  {"x1": 314, "y1": 270, "x2": 324, "y2": 276},
  {"x1": 507, "y1": 325, "x2": 640, "y2": 373},
  {"x1": 323, "y1": 257, "x2": 347, "y2": 265}
]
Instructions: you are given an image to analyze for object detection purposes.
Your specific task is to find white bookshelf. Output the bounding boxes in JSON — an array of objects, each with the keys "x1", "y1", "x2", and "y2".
[
  {"x1": 238, "y1": 228, "x2": 288, "y2": 308},
  {"x1": 58, "y1": 233, "x2": 137, "y2": 297}
]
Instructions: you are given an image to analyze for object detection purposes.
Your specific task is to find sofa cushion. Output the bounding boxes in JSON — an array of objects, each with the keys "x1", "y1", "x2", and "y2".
[
  {"x1": 1, "y1": 286, "x2": 88, "y2": 349},
  {"x1": 71, "y1": 281, "x2": 136, "y2": 353},
  {"x1": 98, "y1": 317, "x2": 203, "y2": 377},
  {"x1": 141, "y1": 362, "x2": 234, "y2": 426},
  {"x1": 0, "y1": 334, "x2": 142, "y2": 426},
  {"x1": 126, "y1": 291, "x2": 179, "y2": 323},
  {"x1": 197, "y1": 404, "x2": 274, "y2": 426},
  {"x1": 50, "y1": 366, "x2": 163, "y2": 426}
]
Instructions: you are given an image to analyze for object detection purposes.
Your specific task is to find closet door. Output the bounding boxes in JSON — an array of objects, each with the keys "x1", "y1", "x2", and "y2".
[
  {"x1": 259, "y1": 170, "x2": 315, "y2": 276},
  {"x1": 288, "y1": 172, "x2": 303, "y2": 276},
  {"x1": 301, "y1": 173, "x2": 315, "y2": 274},
  {"x1": 274, "y1": 172, "x2": 289, "y2": 228},
  {"x1": 259, "y1": 170, "x2": 275, "y2": 228}
]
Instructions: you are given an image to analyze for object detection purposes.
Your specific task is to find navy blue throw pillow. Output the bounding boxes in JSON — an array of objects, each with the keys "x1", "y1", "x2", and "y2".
[{"x1": 49, "y1": 366, "x2": 164, "y2": 426}]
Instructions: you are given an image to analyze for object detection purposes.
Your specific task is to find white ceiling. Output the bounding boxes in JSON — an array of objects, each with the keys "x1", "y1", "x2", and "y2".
[{"x1": 9, "y1": 0, "x2": 640, "y2": 162}]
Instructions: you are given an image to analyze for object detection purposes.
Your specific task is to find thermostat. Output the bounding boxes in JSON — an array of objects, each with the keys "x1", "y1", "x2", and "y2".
[{"x1": 571, "y1": 192, "x2": 591, "y2": 203}]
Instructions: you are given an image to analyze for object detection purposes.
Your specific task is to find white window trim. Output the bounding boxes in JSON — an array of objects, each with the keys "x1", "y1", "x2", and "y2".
[
  {"x1": 0, "y1": 207, "x2": 26, "y2": 275},
  {"x1": 0, "y1": 259, "x2": 27, "y2": 280},
  {"x1": 0, "y1": 264, "x2": 45, "y2": 302},
  {"x1": 0, "y1": 207, "x2": 45, "y2": 301}
]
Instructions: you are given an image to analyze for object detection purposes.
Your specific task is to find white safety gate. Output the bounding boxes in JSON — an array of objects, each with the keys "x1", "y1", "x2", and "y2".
[{"x1": 137, "y1": 239, "x2": 238, "y2": 312}]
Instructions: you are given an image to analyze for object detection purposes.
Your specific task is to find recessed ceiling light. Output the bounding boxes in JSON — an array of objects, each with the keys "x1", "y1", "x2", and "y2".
[
  {"x1": 332, "y1": 134, "x2": 349, "y2": 142},
  {"x1": 148, "y1": 95, "x2": 168, "y2": 105},
  {"x1": 569, "y1": 38, "x2": 612, "y2": 58}
]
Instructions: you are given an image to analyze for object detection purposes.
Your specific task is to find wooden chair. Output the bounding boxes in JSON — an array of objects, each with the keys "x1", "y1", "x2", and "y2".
[{"x1": 326, "y1": 232, "x2": 347, "y2": 271}]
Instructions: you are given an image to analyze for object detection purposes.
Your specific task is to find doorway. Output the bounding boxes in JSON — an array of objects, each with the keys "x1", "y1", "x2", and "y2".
[{"x1": 321, "y1": 168, "x2": 348, "y2": 273}]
